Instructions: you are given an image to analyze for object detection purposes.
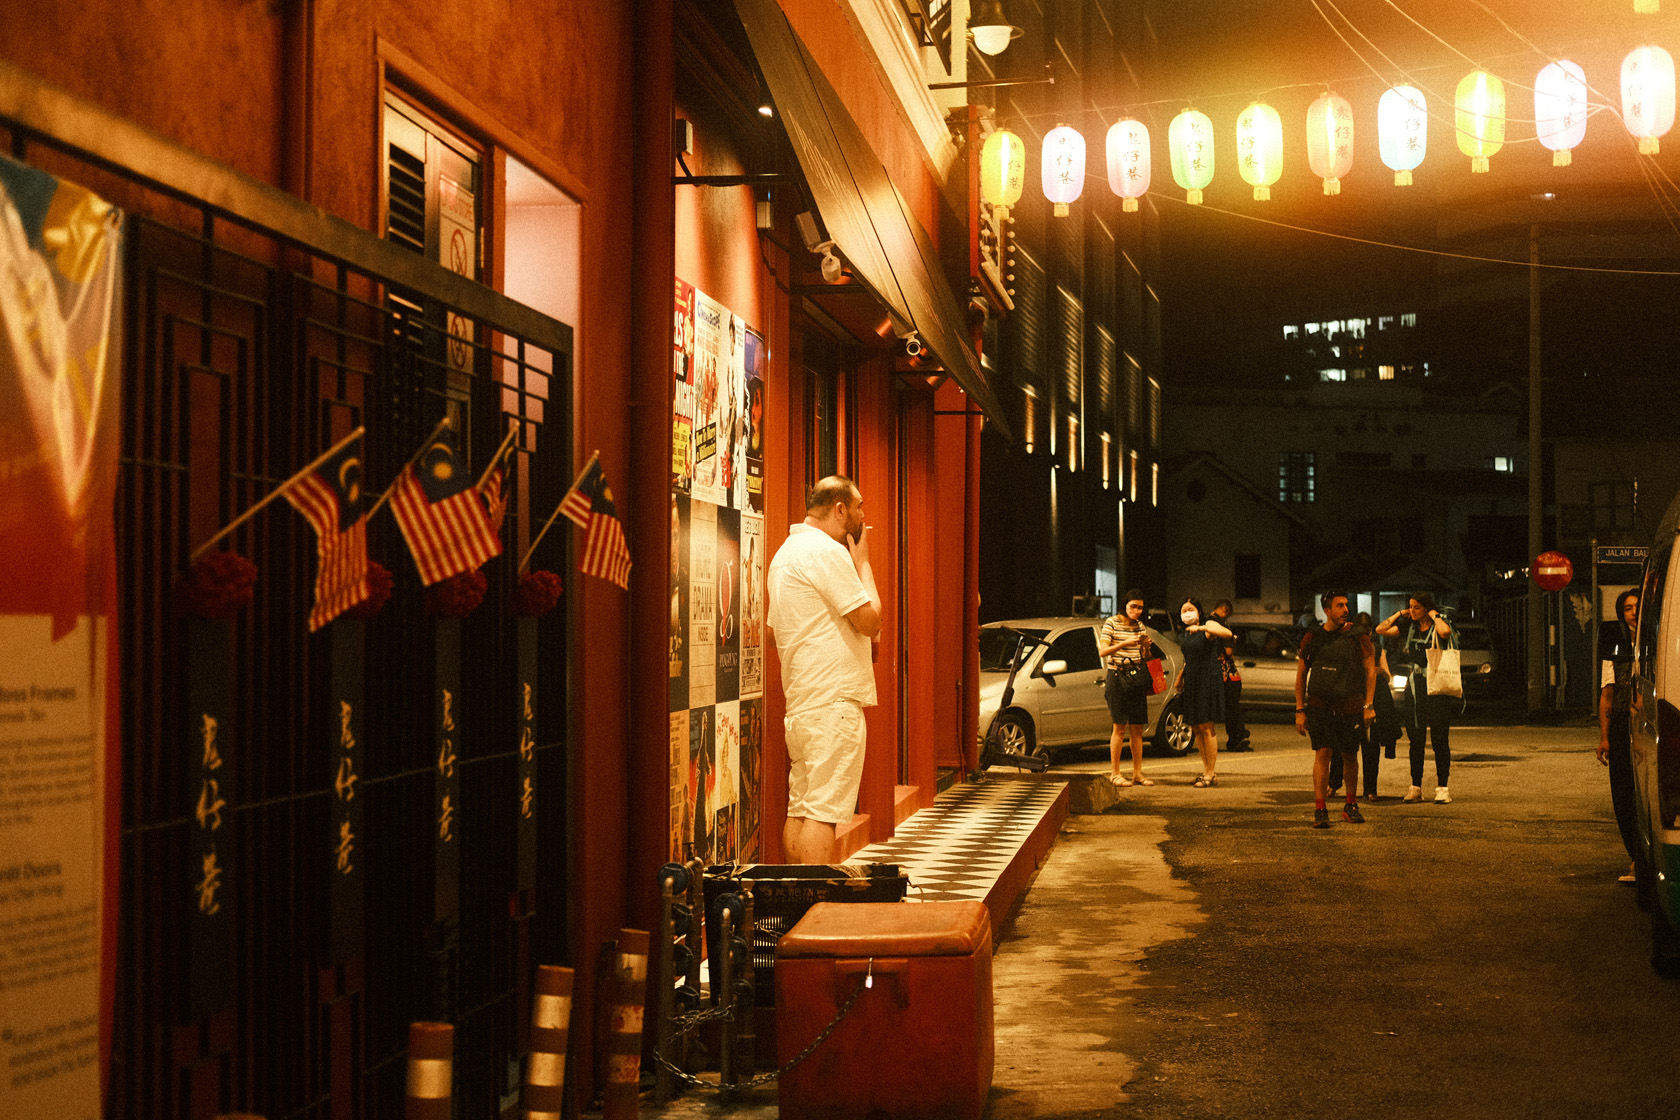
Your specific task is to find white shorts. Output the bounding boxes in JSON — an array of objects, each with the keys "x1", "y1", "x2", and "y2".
[{"x1": 784, "y1": 700, "x2": 867, "y2": 825}]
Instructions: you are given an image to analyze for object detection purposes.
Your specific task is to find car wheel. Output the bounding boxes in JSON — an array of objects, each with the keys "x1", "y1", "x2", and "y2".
[
  {"x1": 991, "y1": 710, "x2": 1044, "y2": 765},
  {"x1": 1151, "y1": 697, "x2": 1193, "y2": 757},
  {"x1": 1653, "y1": 899, "x2": 1680, "y2": 979}
]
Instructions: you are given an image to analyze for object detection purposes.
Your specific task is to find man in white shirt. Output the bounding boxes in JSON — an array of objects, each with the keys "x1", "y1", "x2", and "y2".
[{"x1": 766, "y1": 476, "x2": 882, "y2": 863}]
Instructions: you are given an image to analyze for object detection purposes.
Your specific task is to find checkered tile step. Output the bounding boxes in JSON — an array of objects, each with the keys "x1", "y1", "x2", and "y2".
[{"x1": 851, "y1": 780, "x2": 1067, "y2": 904}]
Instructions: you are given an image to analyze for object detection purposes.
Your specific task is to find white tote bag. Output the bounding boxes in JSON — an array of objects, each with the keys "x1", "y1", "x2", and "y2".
[{"x1": 1425, "y1": 628, "x2": 1462, "y2": 697}]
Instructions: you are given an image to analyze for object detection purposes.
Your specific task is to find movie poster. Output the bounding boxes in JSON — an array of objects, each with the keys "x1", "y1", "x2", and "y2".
[
  {"x1": 715, "y1": 508, "x2": 741, "y2": 703},
  {"x1": 673, "y1": 279, "x2": 697, "y2": 495},
  {"x1": 689, "y1": 294, "x2": 726, "y2": 507},
  {"x1": 668, "y1": 494, "x2": 689, "y2": 712},
  {"x1": 688, "y1": 501, "x2": 716, "y2": 710},
  {"x1": 740, "y1": 515, "x2": 763, "y2": 700},
  {"x1": 668, "y1": 710, "x2": 691, "y2": 860},
  {"x1": 737, "y1": 699, "x2": 763, "y2": 860},
  {"x1": 688, "y1": 705, "x2": 714, "y2": 862},
  {"x1": 742, "y1": 327, "x2": 765, "y2": 513}
]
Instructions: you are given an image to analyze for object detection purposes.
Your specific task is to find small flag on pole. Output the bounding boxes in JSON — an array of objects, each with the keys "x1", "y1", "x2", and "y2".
[
  {"x1": 282, "y1": 434, "x2": 371, "y2": 631},
  {"x1": 478, "y1": 426, "x2": 518, "y2": 537},
  {"x1": 560, "y1": 457, "x2": 631, "y2": 589},
  {"x1": 391, "y1": 426, "x2": 502, "y2": 585}
]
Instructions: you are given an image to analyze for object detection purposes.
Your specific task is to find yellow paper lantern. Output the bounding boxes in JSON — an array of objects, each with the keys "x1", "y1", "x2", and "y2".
[
  {"x1": 1455, "y1": 70, "x2": 1506, "y2": 173},
  {"x1": 1623, "y1": 45, "x2": 1676, "y2": 154},
  {"x1": 1042, "y1": 124, "x2": 1086, "y2": 216},
  {"x1": 1635, "y1": 0, "x2": 1658, "y2": 13},
  {"x1": 1106, "y1": 119, "x2": 1151, "y2": 213},
  {"x1": 1306, "y1": 92, "x2": 1354, "y2": 195},
  {"x1": 1378, "y1": 85, "x2": 1427, "y2": 186},
  {"x1": 980, "y1": 129, "x2": 1025, "y2": 207},
  {"x1": 1535, "y1": 60, "x2": 1587, "y2": 167},
  {"x1": 1169, "y1": 109, "x2": 1215, "y2": 205},
  {"x1": 1236, "y1": 102, "x2": 1283, "y2": 201}
]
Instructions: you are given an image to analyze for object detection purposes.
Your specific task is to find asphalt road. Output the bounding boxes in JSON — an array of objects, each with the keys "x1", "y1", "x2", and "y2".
[{"x1": 990, "y1": 719, "x2": 1680, "y2": 1119}]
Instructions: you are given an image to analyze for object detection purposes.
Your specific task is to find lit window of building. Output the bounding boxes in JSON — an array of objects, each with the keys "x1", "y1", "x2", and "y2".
[
  {"x1": 1319, "y1": 368, "x2": 1347, "y2": 382},
  {"x1": 1378, "y1": 364, "x2": 1395, "y2": 380},
  {"x1": 1279, "y1": 452, "x2": 1315, "y2": 502},
  {"x1": 1283, "y1": 325, "x2": 1300, "y2": 339},
  {"x1": 1402, "y1": 312, "x2": 1417, "y2": 327}
]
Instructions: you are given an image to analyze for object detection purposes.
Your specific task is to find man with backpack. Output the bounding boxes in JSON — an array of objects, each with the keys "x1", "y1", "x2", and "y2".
[{"x1": 1295, "y1": 591, "x2": 1378, "y2": 829}]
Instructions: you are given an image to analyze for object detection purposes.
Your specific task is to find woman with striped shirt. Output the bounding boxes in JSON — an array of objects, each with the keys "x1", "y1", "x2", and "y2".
[{"x1": 1098, "y1": 590, "x2": 1156, "y2": 786}]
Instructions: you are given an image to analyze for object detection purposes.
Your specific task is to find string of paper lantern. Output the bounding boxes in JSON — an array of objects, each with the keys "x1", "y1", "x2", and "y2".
[{"x1": 973, "y1": 45, "x2": 1676, "y2": 213}]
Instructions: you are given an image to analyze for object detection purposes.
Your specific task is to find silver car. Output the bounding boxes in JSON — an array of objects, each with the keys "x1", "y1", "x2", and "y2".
[
  {"x1": 1222, "y1": 623, "x2": 1308, "y2": 708},
  {"x1": 978, "y1": 617, "x2": 1190, "y2": 763}
]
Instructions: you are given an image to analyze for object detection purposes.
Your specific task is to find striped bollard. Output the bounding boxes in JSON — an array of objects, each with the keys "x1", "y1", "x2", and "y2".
[
  {"x1": 405, "y1": 1021, "x2": 453, "y2": 1120},
  {"x1": 522, "y1": 965, "x2": 573, "y2": 1119},
  {"x1": 602, "y1": 929, "x2": 649, "y2": 1120}
]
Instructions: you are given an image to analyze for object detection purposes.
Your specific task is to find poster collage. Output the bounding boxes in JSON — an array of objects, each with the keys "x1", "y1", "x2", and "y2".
[{"x1": 670, "y1": 278, "x2": 767, "y2": 864}]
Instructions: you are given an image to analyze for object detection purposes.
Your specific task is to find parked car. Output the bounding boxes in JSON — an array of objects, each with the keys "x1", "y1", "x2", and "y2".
[
  {"x1": 1221, "y1": 622, "x2": 1307, "y2": 709},
  {"x1": 1455, "y1": 621, "x2": 1497, "y2": 695},
  {"x1": 1630, "y1": 501, "x2": 1680, "y2": 976},
  {"x1": 978, "y1": 617, "x2": 1189, "y2": 763}
]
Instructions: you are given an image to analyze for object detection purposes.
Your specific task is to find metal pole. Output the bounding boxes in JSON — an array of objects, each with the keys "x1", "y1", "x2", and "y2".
[{"x1": 1527, "y1": 225, "x2": 1546, "y2": 713}]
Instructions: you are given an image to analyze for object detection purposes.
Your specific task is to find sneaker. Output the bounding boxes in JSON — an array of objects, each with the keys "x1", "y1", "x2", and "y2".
[
  {"x1": 1313, "y1": 808, "x2": 1331, "y2": 829},
  {"x1": 1342, "y1": 802, "x2": 1366, "y2": 824},
  {"x1": 1403, "y1": 786, "x2": 1423, "y2": 803},
  {"x1": 1226, "y1": 740, "x2": 1254, "y2": 753},
  {"x1": 1434, "y1": 787, "x2": 1452, "y2": 804}
]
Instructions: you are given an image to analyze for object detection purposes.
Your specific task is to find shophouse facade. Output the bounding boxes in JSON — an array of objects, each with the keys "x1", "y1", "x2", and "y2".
[{"x1": 0, "y1": 1, "x2": 1033, "y2": 1117}]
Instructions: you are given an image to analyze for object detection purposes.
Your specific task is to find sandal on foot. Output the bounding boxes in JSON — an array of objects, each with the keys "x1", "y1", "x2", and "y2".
[
  {"x1": 1192, "y1": 775, "x2": 1215, "y2": 788},
  {"x1": 1134, "y1": 777, "x2": 1156, "y2": 786},
  {"x1": 1111, "y1": 775, "x2": 1134, "y2": 787}
]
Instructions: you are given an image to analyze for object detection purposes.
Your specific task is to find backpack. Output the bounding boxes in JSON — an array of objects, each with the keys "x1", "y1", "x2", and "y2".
[{"x1": 1304, "y1": 627, "x2": 1365, "y2": 705}]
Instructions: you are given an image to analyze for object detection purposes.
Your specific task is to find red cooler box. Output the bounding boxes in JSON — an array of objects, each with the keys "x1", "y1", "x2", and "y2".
[{"x1": 775, "y1": 900, "x2": 993, "y2": 1120}]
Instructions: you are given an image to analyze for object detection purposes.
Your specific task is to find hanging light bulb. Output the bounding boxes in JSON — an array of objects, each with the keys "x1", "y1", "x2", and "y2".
[
  {"x1": 968, "y1": 0, "x2": 1022, "y2": 56},
  {"x1": 1378, "y1": 85, "x2": 1427, "y2": 186},
  {"x1": 980, "y1": 129, "x2": 1025, "y2": 207},
  {"x1": 1535, "y1": 60, "x2": 1587, "y2": 167},
  {"x1": 1235, "y1": 102, "x2": 1283, "y2": 201},
  {"x1": 1169, "y1": 108, "x2": 1215, "y2": 204},
  {"x1": 1106, "y1": 119, "x2": 1151, "y2": 212},
  {"x1": 1623, "y1": 45, "x2": 1676, "y2": 154},
  {"x1": 1455, "y1": 70, "x2": 1506, "y2": 173},
  {"x1": 1305, "y1": 91, "x2": 1354, "y2": 195},
  {"x1": 1041, "y1": 125, "x2": 1086, "y2": 216}
]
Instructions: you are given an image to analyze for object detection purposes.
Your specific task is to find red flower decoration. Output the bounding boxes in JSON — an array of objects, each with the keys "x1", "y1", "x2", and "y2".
[
  {"x1": 344, "y1": 560, "x2": 394, "y2": 620},
  {"x1": 425, "y1": 569, "x2": 488, "y2": 619},
  {"x1": 177, "y1": 551, "x2": 258, "y2": 620},
  {"x1": 512, "y1": 570, "x2": 563, "y2": 618}
]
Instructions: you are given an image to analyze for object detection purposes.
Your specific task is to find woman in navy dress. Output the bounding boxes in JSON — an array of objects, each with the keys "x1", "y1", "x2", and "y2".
[{"x1": 1174, "y1": 598, "x2": 1230, "y2": 787}]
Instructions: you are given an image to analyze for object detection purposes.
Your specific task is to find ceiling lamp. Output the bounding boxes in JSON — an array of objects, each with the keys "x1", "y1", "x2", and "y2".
[
  {"x1": 1378, "y1": 85, "x2": 1427, "y2": 186},
  {"x1": 1236, "y1": 102, "x2": 1283, "y2": 201},
  {"x1": 1306, "y1": 91, "x2": 1354, "y2": 195},
  {"x1": 1455, "y1": 70, "x2": 1506, "y2": 173},
  {"x1": 979, "y1": 129, "x2": 1025, "y2": 207},
  {"x1": 1623, "y1": 45, "x2": 1676, "y2": 154},
  {"x1": 1042, "y1": 124, "x2": 1085, "y2": 216},
  {"x1": 969, "y1": 0, "x2": 1021, "y2": 57},
  {"x1": 1169, "y1": 108, "x2": 1215, "y2": 205},
  {"x1": 1535, "y1": 60, "x2": 1587, "y2": 166},
  {"x1": 1106, "y1": 118, "x2": 1151, "y2": 212}
]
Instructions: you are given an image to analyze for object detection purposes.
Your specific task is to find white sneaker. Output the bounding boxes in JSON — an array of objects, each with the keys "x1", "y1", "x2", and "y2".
[
  {"x1": 1403, "y1": 786, "x2": 1423, "y2": 802},
  {"x1": 1434, "y1": 787, "x2": 1452, "y2": 804}
]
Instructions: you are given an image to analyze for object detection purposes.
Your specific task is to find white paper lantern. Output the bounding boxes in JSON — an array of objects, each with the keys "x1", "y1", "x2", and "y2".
[
  {"x1": 1106, "y1": 119, "x2": 1151, "y2": 212},
  {"x1": 1306, "y1": 92, "x2": 1354, "y2": 195},
  {"x1": 1379, "y1": 85, "x2": 1427, "y2": 186},
  {"x1": 1535, "y1": 61, "x2": 1587, "y2": 166},
  {"x1": 1236, "y1": 102, "x2": 1283, "y2": 201},
  {"x1": 1042, "y1": 125, "x2": 1086, "y2": 216},
  {"x1": 1623, "y1": 45, "x2": 1676, "y2": 154}
]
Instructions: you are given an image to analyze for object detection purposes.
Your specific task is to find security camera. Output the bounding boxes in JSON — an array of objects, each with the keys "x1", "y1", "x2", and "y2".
[
  {"x1": 820, "y1": 249, "x2": 842, "y2": 283},
  {"x1": 904, "y1": 333, "x2": 924, "y2": 358},
  {"x1": 796, "y1": 210, "x2": 843, "y2": 282}
]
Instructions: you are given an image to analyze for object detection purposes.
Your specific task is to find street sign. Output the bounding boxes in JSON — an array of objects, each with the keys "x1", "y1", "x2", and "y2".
[
  {"x1": 1594, "y1": 545, "x2": 1649, "y2": 566},
  {"x1": 1534, "y1": 550, "x2": 1574, "y2": 591}
]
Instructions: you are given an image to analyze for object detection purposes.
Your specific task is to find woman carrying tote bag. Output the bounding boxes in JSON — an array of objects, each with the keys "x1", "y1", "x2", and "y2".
[{"x1": 1375, "y1": 591, "x2": 1457, "y2": 804}]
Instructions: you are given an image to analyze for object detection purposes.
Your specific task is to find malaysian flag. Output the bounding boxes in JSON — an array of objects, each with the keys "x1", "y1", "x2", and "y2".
[
  {"x1": 560, "y1": 457, "x2": 631, "y2": 589},
  {"x1": 391, "y1": 426, "x2": 502, "y2": 585},
  {"x1": 282, "y1": 436, "x2": 371, "y2": 631}
]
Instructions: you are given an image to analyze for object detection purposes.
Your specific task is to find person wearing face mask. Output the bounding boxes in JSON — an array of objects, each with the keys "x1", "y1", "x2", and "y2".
[
  {"x1": 1173, "y1": 598, "x2": 1230, "y2": 787},
  {"x1": 1098, "y1": 590, "x2": 1156, "y2": 787},
  {"x1": 1375, "y1": 591, "x2": 1456, "y2": 803},
  {"x1": 1598, "y1": 589, "x2": 1643, "y2": 887}
]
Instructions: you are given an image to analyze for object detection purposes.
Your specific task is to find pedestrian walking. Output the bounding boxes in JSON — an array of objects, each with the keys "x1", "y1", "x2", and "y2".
[
  {"x1": 766, "y1": 475, "x2": 882, "y2": 863},
  {"x1": 1296, "y1": 591, "x2": 1377, "y2": 829},
  {"x1": 1598, "y1": 588, "x2": 1644, "y2": 886},
  {"x1": 1329, "y1": 611, "x2": 1387, "y2": 799},
  {"x1": 1375, "y1": 591, "x2": 1456, "y2": 803},
  {"x1": 1210, "y1": 599, "x2": 1252, "y2": 752},
  {"x1": 1173, "y1": 598, "x2": 1230, "y2": 787},
  {"x1": 1098, "y1": 590, "x2": 1156, "y2": 787}
]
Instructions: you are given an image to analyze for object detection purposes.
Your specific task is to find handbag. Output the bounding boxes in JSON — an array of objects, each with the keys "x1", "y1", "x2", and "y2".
[
  {"x1": 1425, "y1": 628, "x2": 1462, "y2": 697},
  {"x1": 1145, "y1": 657, "x2": 1166, "y2": 695}
]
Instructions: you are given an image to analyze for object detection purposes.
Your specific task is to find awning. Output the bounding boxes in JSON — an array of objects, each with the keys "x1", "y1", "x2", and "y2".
[{"x1": 733, "y1": 0, "x2": 1012, "y2": 440}]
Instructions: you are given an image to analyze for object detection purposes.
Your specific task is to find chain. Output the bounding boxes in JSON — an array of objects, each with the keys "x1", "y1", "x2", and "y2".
[
  {"x1": 654, "y1": 979, "x2": 868, "y2": 1093},
  {"x1": 666, "y1": 1004, "x2": 733, "y2": 1030}
]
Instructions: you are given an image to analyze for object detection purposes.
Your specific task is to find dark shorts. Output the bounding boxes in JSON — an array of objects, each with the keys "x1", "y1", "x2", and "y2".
[
  {"x1": 1305, "y1": 707, "x2": 1361, "y2": 754},
  {"x1": 1105, "y1": 666, "x2": 1150, "y2": 726}
]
